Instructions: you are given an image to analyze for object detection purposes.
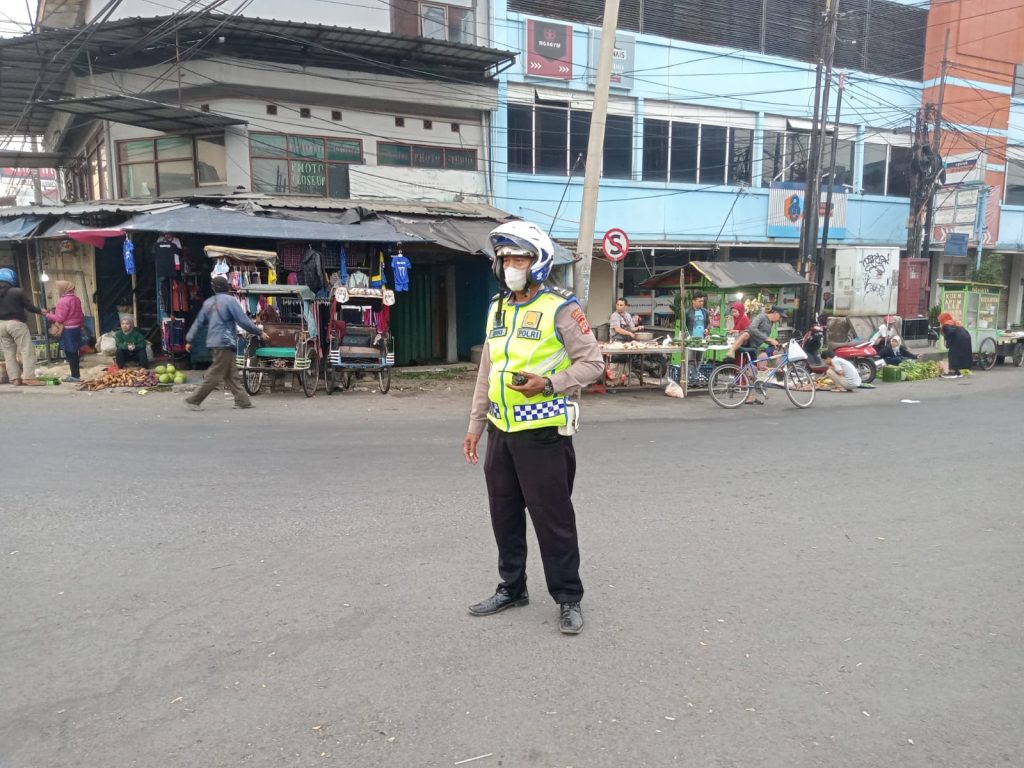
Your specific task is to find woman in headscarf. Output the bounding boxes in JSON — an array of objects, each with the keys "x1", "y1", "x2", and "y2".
[
  {"x1": 45, "y1": 280, "x2": 85, "y2": 383},
  {"x1": 938, "y1": 311, "x2": 972, "y2": 379},
  {"x1": 729, "y1": 301, "x2": 750, "y2": 333}
]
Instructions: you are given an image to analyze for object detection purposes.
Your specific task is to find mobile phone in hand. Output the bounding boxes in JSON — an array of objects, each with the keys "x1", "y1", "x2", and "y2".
[{"x1": 511, "y1": 372, "x2": 528, "y2": 386}]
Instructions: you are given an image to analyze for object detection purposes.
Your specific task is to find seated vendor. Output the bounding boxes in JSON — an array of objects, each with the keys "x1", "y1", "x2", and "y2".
[
  {"x1": 609, "y1": 298, "x2": 641, "y2": 341},
  {"x1": 726, "y1": 306, "x2": 785, "y2": 360},
  {"x1": 114, "y1": 316, "x2": 148, "y2": 368},
  {"x1": 879, "y1": 335, "x2": 917, "y2": 366}
]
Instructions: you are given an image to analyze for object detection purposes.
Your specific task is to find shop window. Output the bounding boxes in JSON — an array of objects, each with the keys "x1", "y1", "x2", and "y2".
[
  {"x1": 1006, "y1": 154, "x2": 1024, "y2": 206},
  {"x1": 821, "y1": 138, "x2": 854, "y2": 188},
  {"x1": 886, "y1": 145, "x2": 912, "y2": 198},
  {"x1": 728, "y1": 128, "x2": 753, "y2": 185},
  {"x1": 862, "y1": 142, "x2": 888, "y2": 195},
  {"x1": 420, "y1": 3, "x2": 474, "y2": 44},
  {"x1": 699, "y1": 124, "x2": 728, "y2": 185},
  {"x1": 506, "y1": 103, "x2": 632, "y2": 178},
  {"x1": 642, "y1": 118, "x2": 669, "y2": 182},
  {"x1": 762, "y1": 130, "x2": 787, "y2": 185},
  {"x1": 507, "y1": 104, "x2": 533, "y2": 173},
  {"x1": 669, "y1": 122, "x2": 698, "y2": 183},
  {"x1": 249, "y1": 133, "x2": 361, "y2": 198},
  {"x1": 117, "y1": 134, "x2": 226, "y2": 198},
  {"x1": 376, "y1": 141, "x2": 477, "y2": 171},
  {"x1": 1014, "y1": 65, "x2": 1024, "y2": 99}
]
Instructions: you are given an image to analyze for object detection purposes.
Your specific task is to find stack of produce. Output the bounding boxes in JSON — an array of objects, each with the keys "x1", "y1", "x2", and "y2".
[
  {"x1": 896, "y1": 360, "x2": 942, "y2": 381},
  {"x1": 78, "y1": 368, "x2": 160, "y2": 390},
  {"x1": 154, "y1": 364, "x2": 187, "y2": 385}
]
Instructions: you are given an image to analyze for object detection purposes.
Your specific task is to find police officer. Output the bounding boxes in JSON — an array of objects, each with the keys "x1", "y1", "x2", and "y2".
[{"x1": 462, "y1": 221, "x2": 604, "y2": 635}]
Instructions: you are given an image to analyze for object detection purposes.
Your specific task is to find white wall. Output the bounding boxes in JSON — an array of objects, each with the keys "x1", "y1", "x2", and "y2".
[{"x1": 84, "y1": 0, "x2": 390, "y2": 31}]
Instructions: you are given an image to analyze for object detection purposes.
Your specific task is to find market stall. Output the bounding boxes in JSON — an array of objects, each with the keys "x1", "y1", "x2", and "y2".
[
  {"x1": 639, "y1": 261, "x2": 811, "y2": 386},
  {"x1": 936, "y1": 280, "x2": 1024, "y2": 369}
]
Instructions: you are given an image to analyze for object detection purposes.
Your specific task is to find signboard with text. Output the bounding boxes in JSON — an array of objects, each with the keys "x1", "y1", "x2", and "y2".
[
  {"x1": 526, "y1": 20, "x2": 572, "y2": 80},
  {"x1": 587, "y1": 32, "x2": 635, "y2": 90}
]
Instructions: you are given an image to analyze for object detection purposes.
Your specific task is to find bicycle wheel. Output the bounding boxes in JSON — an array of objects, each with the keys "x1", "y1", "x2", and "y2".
[
  {"x1": 784, "y1": 362, "x2": 816, "y2": 408},
  {"x1": 708, "y1": 364, "x2": 751, "y2": 409}
]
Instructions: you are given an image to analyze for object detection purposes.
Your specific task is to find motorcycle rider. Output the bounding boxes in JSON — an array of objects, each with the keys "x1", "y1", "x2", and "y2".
[{"x1": 0, "y1": 268, "x2": 45, "y2": 385}]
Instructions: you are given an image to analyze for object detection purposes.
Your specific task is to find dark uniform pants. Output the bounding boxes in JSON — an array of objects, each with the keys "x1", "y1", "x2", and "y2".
[{"x1": 484, "y1": 424, "x2": 583, "y2": 603}]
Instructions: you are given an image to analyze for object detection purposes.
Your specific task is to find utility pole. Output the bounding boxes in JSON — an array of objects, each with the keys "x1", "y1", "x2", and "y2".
[
  {"x1": 31, "y1": 135, "x2": 44, "y2": 206},
  {"x1": 798, "y1": 0, "x2": 839, "y2": 328},
  {"x1": 921, "y1": 29, "x2": 950, "y2": 288},
  {"x1": 905, "y1": 107, "x2": 927, "y2": 263},
  {"x1": 573, "y1": 0, "x2": 621, "y2": 310},
  {"x1": 816, "y1": 73, "x2": 845, "y2": 313}
]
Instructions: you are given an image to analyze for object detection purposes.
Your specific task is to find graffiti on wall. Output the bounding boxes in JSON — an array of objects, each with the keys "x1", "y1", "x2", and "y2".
[{"x1": 858, "y1": 250, "x2": 891, "y2": 300}]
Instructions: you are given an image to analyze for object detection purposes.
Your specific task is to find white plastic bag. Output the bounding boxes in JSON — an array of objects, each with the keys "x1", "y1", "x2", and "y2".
[
  {"x1": 665, "y1": 379, "x2": 685, "y2": 398},
  {"x1": 98, "y1": 332, "x2": 117, "y2": 356}
]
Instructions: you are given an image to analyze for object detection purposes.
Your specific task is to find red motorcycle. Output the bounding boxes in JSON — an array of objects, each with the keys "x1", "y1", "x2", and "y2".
[{"x1": 800, "y1": 317, "x2": 878, "y2": 383}]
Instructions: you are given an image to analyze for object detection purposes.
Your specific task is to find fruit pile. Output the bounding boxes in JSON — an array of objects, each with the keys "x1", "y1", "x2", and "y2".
[{"x1": 154, "y1": 364, "x2": 187, "y2": 385}]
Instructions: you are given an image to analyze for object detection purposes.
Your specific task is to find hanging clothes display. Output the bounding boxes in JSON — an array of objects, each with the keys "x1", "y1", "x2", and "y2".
[
  {"x1": 390, "y1": 251, "x2": 411, "y2": 292},
  {"x1": 370, "y1": 250, "x2": 386, "y2": 288},
  {"x1": 299, "y1": 245, "x2": 326, "y2": 293}
]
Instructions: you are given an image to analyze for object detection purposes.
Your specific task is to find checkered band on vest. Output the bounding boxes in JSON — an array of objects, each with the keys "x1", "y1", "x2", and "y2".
[
  {"x1": 489, "y1": 401, "x2": 500, "y2": 420},
  {"x1": 512, "y1": 398, "x2": 566, "y2": 422}
]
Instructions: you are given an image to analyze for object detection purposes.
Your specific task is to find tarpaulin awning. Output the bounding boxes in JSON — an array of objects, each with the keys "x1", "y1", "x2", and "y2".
[
  {"x1": 204, "y1": 245, "x2": 277, "y2": 265},
  {"x1": 35, "y1": 95, "x2": 245, "y2": 134},
  {"x1": 639, "y1": 261, "x2": 810, "y2": 289},
  {"x1": 382, "y1": 215, "x2": 573, "y2": 264},
  {"x1": 67, "y1": 228, "x2": 126, "y2": 248},
  {"x1": 122, "y1": 206, "x2": 422, "y2": 242},
  {"x1": 0, "y1": 215, "x2": 44, "y2": 241}
]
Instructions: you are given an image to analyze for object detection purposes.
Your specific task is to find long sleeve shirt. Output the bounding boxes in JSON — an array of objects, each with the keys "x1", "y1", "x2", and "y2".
[
  {"x1": 115, "y1": 328, "x2": 148, "y2": 350},
  {"x1": 468, "y1": 301, "x2": 605, "y2": 436},
  {"x1": 46, "y1": 294, "x2": 85, "y2": 328},
  {"x1": 747, "y1": 312, "x2": 775, "y2": 345},
  {"x1": 0, "y1": 284, "x2": 43, "y2": 322},
  {"x1": 186, "y1": 294, "x2": 261, "y2": 349}
]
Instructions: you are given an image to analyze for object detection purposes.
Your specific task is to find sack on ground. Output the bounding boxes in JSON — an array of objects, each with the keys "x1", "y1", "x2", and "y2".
[
  {"x1": 665, "y1": 379, "x2": 685, "y2": 398},
  {"x1": 98, "y1": 332, "x2": 117, "y2": 356}
]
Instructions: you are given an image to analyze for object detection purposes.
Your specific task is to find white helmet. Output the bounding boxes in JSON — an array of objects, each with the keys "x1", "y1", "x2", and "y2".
[{"x1": 489, "y1": 220, "x2": 555, "y2": 289}]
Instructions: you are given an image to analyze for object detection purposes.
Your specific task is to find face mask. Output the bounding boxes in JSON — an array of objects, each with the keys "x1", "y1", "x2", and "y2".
[{"x1": 504, "y1": 266, "x2": 530, "y2": 291}]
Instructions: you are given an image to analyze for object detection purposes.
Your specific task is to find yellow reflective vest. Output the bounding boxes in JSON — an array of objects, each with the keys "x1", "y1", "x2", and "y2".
[{"x1": 485, "y1": 288, "x2": 574, "y2": 432}]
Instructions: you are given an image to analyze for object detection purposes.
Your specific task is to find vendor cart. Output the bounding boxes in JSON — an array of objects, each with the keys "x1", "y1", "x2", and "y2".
[
  {"x1": 235, "y1": 284, "x2": 321, "y2": 397},
  {"x1": 936, "y1": 280, "x2": 1022, "y2": 370},
  {"x1": 324, "y1": 285, "x2": 395, "y2": 394}
]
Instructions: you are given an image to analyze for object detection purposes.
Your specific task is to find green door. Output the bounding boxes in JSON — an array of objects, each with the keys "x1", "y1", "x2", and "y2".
[{"x1": 390, "y1": 264, "x2": 440, "y2": 365}]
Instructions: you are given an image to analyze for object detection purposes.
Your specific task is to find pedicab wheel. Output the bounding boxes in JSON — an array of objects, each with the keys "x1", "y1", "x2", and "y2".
[
  {"x1": 378, "y1": 367, "x2": 391, "y2": 394},
  {"x1": 243, "y1": 369, "x2": 263, "y2": 395},
  {"x1": 854, "y1": 357, "x2": 877, "y2": 384},
  {"x1": 1013, "y1": 342, "x2": 1024, "y2": 367},
  {"x1": 301, "y1": 354, "x2": 320, "y2": 397},
  {"x1": 708, "y1": 364, "x2": 751, "y2": 409},
  {"x1": 324, "y1": 363, "x2": 338, "y2": 395},
  {"x1": 784, "y1": 361, "x2": 816, "y2": 409},
  {"x1": 978, "y1": 337, "x2": 997, "y2": 370}
]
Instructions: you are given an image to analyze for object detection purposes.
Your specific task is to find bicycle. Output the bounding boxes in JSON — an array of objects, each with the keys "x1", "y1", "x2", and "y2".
[{"x1": 707, "y1": 339, "x2": 816, "y2": 409}]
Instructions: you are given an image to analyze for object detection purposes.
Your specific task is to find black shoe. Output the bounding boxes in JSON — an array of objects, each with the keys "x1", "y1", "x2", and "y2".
[
  {"x1": 559, "y1": 602, "x2": 584, "y2": 634},
  {"x1": 468, "y1": 588, "x2": 529, "y2": 616}
]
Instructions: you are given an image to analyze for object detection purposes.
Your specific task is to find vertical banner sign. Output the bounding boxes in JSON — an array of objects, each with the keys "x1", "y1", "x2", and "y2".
[{"x1": 526, "y1": 20, "x2": 572, "y2": 80}]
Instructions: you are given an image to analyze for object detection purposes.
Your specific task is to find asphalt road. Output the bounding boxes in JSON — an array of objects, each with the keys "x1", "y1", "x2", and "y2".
[{"x1": 2, "y1": 370, "x2": 1022, "y2": 768}]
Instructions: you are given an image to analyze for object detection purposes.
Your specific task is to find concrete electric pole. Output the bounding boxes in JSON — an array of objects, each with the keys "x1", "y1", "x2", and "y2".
[{"x1": 572, "y1": 0, "x2": 621, "y2": 310}]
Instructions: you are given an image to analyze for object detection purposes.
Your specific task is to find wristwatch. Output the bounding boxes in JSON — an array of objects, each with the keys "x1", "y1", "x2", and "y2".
[{"x1": 542, "y1": 377, "x2": 554, "y2": 397}]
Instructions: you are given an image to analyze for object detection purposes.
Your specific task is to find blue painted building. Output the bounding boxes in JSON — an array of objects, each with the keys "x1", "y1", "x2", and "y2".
[{"x1": 487, "y1": 0, "x2": 934, "y2": 321}]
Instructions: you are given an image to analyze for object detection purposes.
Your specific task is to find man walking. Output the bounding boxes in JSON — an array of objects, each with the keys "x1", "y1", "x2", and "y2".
[
  {"x1": 463, "y1": 221, "x2": 604, "y2": 635},
  {"x1": 184, "y1": 276, "x2": 268, "y2": 410}
]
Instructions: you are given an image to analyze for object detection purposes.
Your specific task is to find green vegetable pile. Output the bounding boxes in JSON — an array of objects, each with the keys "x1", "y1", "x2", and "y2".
[{"x1": 897, "y1": 360, "x2": 942, "y2": 381}]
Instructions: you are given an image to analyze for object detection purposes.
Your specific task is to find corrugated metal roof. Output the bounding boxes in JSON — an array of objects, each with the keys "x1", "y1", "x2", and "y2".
[
  {"x1": 0, "y1": 14, "x2": 515, "y2": 134},
  {"x1": 213, "y1": 194, "x2": 512, "y2": 219},
  {"x1": 639, "y1": 261, "x2": 810, "y2": 289},
  {"x1": 36, "y1": 95, "x2": 245, "y2": 133},
  {"x1": 0, "y1": 201, "x2": 182, "y2": 217}
]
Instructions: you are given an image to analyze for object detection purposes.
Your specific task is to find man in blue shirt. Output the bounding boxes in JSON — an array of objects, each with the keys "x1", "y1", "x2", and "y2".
[
  {"x1": 685, "y1": 291, "x2": 711, "y2": 338},
  {"x1": 184, "y1": 276, "x2": 269, "y2": 410}
]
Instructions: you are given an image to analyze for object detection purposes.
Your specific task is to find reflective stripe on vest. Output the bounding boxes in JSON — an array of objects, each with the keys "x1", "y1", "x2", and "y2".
[{"x1": 485, "y1": 289, "x2": 574, "y2": 433}]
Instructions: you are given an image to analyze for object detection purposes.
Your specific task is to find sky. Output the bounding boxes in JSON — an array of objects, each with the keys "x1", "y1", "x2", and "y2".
[{"x1": 0, "y1": 2, "x2": 34, "y2": 37}]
